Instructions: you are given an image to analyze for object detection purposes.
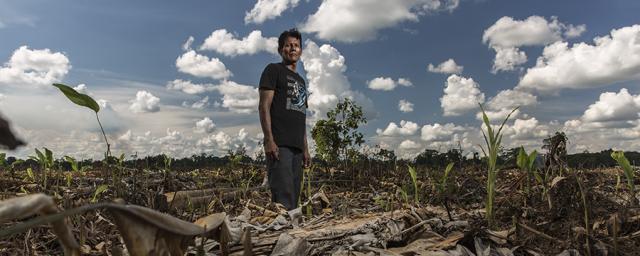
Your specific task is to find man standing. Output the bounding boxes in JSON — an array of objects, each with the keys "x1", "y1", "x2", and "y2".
[{"x1": 258, "y1": 28, "x2": 310, "y2": 210}]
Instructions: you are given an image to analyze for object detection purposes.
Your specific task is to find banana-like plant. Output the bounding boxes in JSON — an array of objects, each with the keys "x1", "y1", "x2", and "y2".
[
  {"x1": 29, "y1": 147, "x2": 54, "y2": 189},
  {"x1": 479, "y1": 104, "x2": 518, "y2": 228},
  {"x1": 52, "y1": 83, "x2": 111, "y2": 161},
  {"x1": 516, "y1": 147, "x2": 538, "y2": 195}
]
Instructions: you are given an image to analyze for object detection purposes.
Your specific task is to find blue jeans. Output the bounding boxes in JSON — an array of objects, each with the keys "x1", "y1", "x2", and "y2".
[{"x1": 267, "y1": 146, "x2": 303, "y2": 210}]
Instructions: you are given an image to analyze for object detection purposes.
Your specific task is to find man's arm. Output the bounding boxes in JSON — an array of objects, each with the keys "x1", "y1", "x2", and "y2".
[
  {"x1": 303, "y1": 126, "x2": 310, "y2": 167},
  {"x1": 259, "y1": 89, "x2": 278, "y2": 160}
]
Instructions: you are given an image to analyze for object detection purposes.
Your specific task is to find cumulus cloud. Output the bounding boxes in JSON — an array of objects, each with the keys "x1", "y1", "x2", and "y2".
[
  {"x1": 517, "y1": 24, "x2": 640, "y2": 93},
  {"x1": 491, "y1": 47, "x2": 527, "y2": 73},
  {"x1": 376, "y1": 120, "x2": 419, "y2": 136},
  {"x1": 244, "y1": 0, "x2": 300, "y2": 24},
  {"x1": 166, "y1": 79, "x2": 215, "y2": 94},
  {"x1": 301, "y1": 0, "x2": 459, "y2": 42},
  {"x1": 197, "y1": 131, "x2": 232, "y2": 151},
  {"x1": 214, "y1": 80, "x2": 259, "y2": 114},
  {"x1": 367, "y1": 77, "x2": 412, "y2": 91},
  {"x1": 301, "y1": 40, "x2": 375, "y2": 120},
  {"x1": 427, "y1": 58, "x2": 463, "y2": 74},
  {"x1": 129, "y1": 90, "x2": 160, "y2": 113},
  {"x1": 582, "y1": 88, "x2": 640, "y2": 125},
  {"x1": 486, "y1": 89, "x2": 537, "y2": 111},
  {"x1": 0, "y1": 46, "x2": 70, "y2": 87},
  {"x1": 440, "y1": 75, "x2": 485, "y2": 116},
  {"x1": 398, "y1": 99, "x2": 414, "y2": 113},
  {"x1": 195, "y1": 117, "x2": 216, "y2": 133},
  {"x1": 505, "y1": 117, "x2": 550, "y2": 140},
  {"x1": 483, "y1": 16, "x2": 586, "y2": 73},
  {"x1": 398, "y1": 139, "x2": 421, "y2": 150},
  {"x1": 176, "y1": 50, "x2": 231, "y2": 80},
  {"x1": 421, "y1": 123, "x2": 465, "y2": 141},
  {"x1": 200, "y1": 29, "x2": 278, "y2": 56}
]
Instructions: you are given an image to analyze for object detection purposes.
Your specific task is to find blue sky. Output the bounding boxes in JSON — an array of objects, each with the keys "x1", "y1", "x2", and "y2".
[{"x1": 1, "y1": 0, "x2": 640, "y2": 159}]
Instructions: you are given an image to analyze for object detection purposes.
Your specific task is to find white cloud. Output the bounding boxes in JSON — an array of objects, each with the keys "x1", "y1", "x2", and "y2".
[
  {"x1": 300, "y1": 0, "x2": 459, "y2": 43},
  {"x1": 190, "y1": 96, "x2": 210, "y2": 109},
  {"x1": 398, "y1": 99, "x2": 414, "y2": 113},
  {"x1": 398, "y1": 139, "x2": 421, "y2": 151},
  {"x1": 200, "y1": 29, "x2": 278, "y2": 56},
  {"x1": 582, "y1": 88, "x2": 640, "y2": 123},
  {"x1": 476, "y1": 108, "x2": 521, "y2": 123},
  {"x1": 367, "y1": 77, "x2": 412, "y2": 91},
  {"x1": 166, "y1": 79, "x2": 215, "y2": 94},
  {"x1": 518, "y1": 24, "x2": 640, "y2": 93},
  {"x1": 376, "y1": 120, "x2": 419, "y2": 136},
  {"x1": 197, "y1": 131, "x2": 232, "y2": 151},
  {"x1": 176, "y1": 50, "x2": 231, "y2": 80},
  {"x1": 440, "y1": 75, "x2": 485, "y2": 116},
  {"x1": 0, "y1": 46, "x2": 70, "y2": 87},
  {"x1": 73, "y1": 84, "x2": 87, "y2": 94},
  {"x1": 427, "y1": 58, "x2": 463, "y2": 74},
  {"x1": 483, "y1": 16, "x2": 586, "y2": 73},
  {"x1": 244, "y1": 0, "x2": 300, "y2": 24},
  {"x1": 486, "y1": 89, "x2": 537, "y2": 110},
  {"x1": 506, "y1": 117, "x2": 550, "y2": 140},
  {"x1": 182, "y1": 36, "x2": 195, "y2": 51},
  {"x1": 129, "y1": 90, "x2": 160, "y2": 113},
  {"x1": 420, "y1": 123, "x2": 465, "y2": 141},
  {"x1": 301, "y1": 40, "x2": 375, "y2": 120},
  {"x1": 491, "y1": 47, "x2": 527, "y2": 73},
  {"x1": 195, "y1": 117, "x2": 216, "y2": 133},
  {"x1": 214, "y1": 80, "x2": 259, "y2": 114}
]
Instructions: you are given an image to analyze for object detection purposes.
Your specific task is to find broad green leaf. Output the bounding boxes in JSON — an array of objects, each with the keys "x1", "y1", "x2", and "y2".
[
  {"x1": 52, "y1": 83, "x2": 100, "y2": 113},
  {"x1": 527, "y1": 150, "x2": 538, "y2": 170}
]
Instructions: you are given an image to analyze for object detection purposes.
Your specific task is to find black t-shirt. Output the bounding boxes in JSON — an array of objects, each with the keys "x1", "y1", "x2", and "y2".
[{"x1": 259, "y1": 62, "x2": 308, "y2": 150}]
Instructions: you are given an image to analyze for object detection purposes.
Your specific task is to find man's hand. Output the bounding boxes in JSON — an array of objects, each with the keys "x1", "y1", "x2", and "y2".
[
  {"x1": 264, "y1": 139, "x2": 279, "y2": 160},
  {"x1": 303, "y1": 148, "x2": 311, "y2": 168}
]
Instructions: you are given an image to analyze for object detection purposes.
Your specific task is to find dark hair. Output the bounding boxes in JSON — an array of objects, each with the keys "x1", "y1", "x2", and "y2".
[{"x1": 278, "y1": 28, "x2": 302, "y2": 53}]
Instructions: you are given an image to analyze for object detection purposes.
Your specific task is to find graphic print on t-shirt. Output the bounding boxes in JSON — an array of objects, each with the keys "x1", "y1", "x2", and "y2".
[{"x1": 285, "y1": 75, "x2": 307, "y2": 113}]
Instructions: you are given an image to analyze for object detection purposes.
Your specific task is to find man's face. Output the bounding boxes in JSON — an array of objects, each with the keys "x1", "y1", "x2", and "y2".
[{"x1": 280, "y1": 36, "x2": 301, "y2": 63}]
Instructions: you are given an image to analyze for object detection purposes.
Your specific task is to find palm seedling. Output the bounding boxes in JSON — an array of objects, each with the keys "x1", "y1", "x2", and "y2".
[{"x1": 479, "y1": 104, "x2": 518, "y2": 228}]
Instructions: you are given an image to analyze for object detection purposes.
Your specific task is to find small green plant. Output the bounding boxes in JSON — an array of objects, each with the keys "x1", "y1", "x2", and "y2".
[
  {"x1": 479, "y1": 104, "x2": 518, "y2": 227},
  {"x1": 438, "y1": 163, "x2": 455, "y2": 221},
  {"x1": 516, "y1": 147, "x2": 538, "y2": 196},
  {"x1": 576, "y1": 175, "x2": 592, "y2": 256},
  {"x1": 438, "y1": 163, "x2": 455, "y2": 196},
  {"x1": 611, "y1": 150, "x2": 636, "y2": 204},
  {"x1": 533, "y1": 167, "x2": 552, "y2": 209},
  {"x1": 91, "y1": 184, "x2": 109, "y2": 203},
  {"x1": 53, "y1": 83, "x2": 111, "y2": 162},
  {"x1": 29, "y1": 147, "x2": 55, "y2": 190},
  {"x1": 407, "y1": 165, "x2": 419, "y2": 204}
]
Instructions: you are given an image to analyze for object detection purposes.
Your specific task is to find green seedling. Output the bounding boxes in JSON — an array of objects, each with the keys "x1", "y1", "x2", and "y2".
[
  {"x1": 52, "y1": 83, "x2": 111, "y2": 162},
  {"x1": 516, "y1": 147, "x2": 538, "y2": 196},
  {"x1": 91, "y1": 184, "x2": 109, "y2": 203},
  {"x1": 611, "y1": 151, "x2": 636, "y2": 205},
  {"x1": 479, "y1": 104, "x2": 518, "y2": 227},
  {"x1": 408, "y1": 165, "x2": 419, "y2": 204}
]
